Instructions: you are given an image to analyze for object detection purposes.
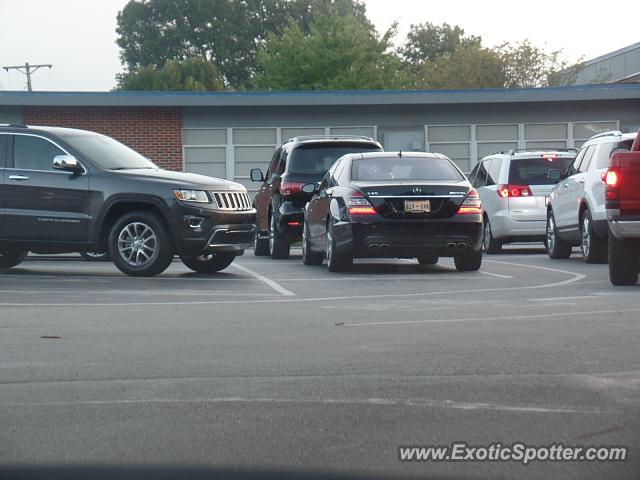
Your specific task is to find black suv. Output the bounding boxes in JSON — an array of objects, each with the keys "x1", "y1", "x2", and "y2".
[
  {"x1": 250, "y1": 135, "x2": 383, "y2": 259},
  {"x1": 0, "y1": 125, "x2": 255, "y2": 276}
]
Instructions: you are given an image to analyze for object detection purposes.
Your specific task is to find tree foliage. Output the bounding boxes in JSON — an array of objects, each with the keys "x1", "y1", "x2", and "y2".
[
  {"x1": 117, "y1": 58, "x2": 225, "y2": 91},
  {"x1": 116, "y1": 0, "x2": 370, "y2": 89},
  {"x1": 401, "y1": 22, "x2": 481, "y2": 65},
  {"x1": 415, "y1": 45, "x2": 505, "y2": 89},
  {"x1": 253, "y1": 9, "x2": 404, "y2": 90},
  {"x1": 497, "y1": 40, "x2": 571, "y2": 88},
  {"x1": 115, "y1": 1, "x2": 582, "y2": 91}
]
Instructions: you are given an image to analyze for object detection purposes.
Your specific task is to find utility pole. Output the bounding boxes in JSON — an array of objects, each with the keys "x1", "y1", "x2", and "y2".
[{"x1": 2, "y1": 62, "x2": 53, "y2": 91}]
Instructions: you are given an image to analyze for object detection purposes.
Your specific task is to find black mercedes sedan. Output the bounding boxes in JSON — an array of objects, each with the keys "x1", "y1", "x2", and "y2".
[{"x1": 301, "y1": 152, "x2": 483, "y2": 272}]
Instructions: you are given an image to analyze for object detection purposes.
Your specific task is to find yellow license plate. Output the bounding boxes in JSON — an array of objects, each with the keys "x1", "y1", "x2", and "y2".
[{"x1": 404, "y1": 199, "x2": 431, "y2": 213}]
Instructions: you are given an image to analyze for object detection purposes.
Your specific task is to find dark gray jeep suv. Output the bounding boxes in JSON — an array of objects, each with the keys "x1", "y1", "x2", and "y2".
[{"x1": 0, "y1": 125, "x2": 255, "y2": 276}]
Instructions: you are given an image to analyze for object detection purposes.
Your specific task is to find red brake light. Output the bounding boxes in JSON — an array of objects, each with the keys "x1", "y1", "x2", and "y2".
[
  {"x1": 497, "y1": 184, "x2": 533, "y2": 198},
  {"x1": 347, "y1": 190, "x2": 377, "y2": 215},
  {"x1": 457, "y1": 188, "x2": 482, "y2": 215},
  {"x1": 542, "y1": 153, "x2": 558, "y2": 161},
  {"x1": 280, "y1": 181, "x2": 306, "y2": 196},
  {"x1": 605, "y1": 170, "x2": 618, "y2": 187},
  {"x1": 348, "y1": 206, "x2": 377, "y2": 215}
]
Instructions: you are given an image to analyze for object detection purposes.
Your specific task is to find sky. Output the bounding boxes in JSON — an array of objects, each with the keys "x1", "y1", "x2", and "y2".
[{"x1": 0, "y1": 0, "x2": 638, "y2": 91}]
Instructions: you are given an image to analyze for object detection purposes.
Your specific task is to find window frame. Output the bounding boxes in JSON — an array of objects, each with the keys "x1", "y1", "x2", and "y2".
[
  {"x1": 8, "y1": 132, "x2": 83, "y2": 174},
  {"x1": 578, "y1": 145, "x2": 596, "y2": 174}
]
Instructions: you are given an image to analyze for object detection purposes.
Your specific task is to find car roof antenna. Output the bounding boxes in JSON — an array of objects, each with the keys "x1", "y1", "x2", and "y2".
[{"x1": 398, "y1": 150, "x2": 402, "y2": 158}]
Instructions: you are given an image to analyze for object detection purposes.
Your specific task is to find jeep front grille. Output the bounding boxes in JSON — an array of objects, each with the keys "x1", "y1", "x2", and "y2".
[{"x1": 211, "y1": 191, "x2": 252, "y2": 211}]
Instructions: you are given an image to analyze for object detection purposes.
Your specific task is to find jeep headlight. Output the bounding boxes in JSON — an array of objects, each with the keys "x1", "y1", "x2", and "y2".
[{"x1": 173, "y1": 190, "x2": 209, "y2": 203}]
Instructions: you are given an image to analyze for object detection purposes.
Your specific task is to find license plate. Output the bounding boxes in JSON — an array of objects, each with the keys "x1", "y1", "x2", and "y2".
[{"x1": 404, "y1": 199, "x2": 431, "y2": 213}]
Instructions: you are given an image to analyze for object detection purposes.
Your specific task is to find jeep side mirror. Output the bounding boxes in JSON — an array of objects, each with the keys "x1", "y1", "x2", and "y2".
[
  {"x1": 250, "y1": 168, "x2": 264, "y2": 182},
  {"x1": 53, "y1": 155, "x2": 83, "y2": 173}
]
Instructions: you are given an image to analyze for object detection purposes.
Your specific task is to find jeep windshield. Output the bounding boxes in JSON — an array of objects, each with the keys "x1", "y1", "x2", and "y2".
[
  {"x1": 60, "y1": 132, "x2": 158, "y2": 170},
  {"x1": 288, "y1": 143, "x2": 381, "y2": 175}
]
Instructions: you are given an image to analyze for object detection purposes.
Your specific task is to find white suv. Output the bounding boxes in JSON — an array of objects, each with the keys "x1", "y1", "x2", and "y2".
[
  {"x1": 546, "y1": 131, "x2": 636, "y2": 262},
  {"x1": 469, "y1": 150, "x2": 575, "y2": 253}
]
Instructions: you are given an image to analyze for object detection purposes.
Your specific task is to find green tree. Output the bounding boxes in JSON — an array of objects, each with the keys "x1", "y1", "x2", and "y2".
[
  {"x1": 117, "y1": 58, "x2": 225, "y2": 91},
  {"x1": 116, "y1": 0, "x2": 370, "y2": 89},
  {"x1": 497, "y1": 40, "x2": 572, "y2": 88},
  {"x1": 401, "y1": 22, "x2": 481, "y2": 65},
  {"x1": 415, "y1": 44, "x2": 505, "y2": 89},
  {"x1": 252, "y1": 10, "x2": 404, "y2": 90}
]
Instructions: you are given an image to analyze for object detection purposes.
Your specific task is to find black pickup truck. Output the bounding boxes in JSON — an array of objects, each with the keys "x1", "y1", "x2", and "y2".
[{"x1": 0, "y1": 125, "x2": 255, "y2": 276}]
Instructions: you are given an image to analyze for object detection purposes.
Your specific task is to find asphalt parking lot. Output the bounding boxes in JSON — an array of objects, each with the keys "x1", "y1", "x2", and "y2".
[{"x1": 1, "y1": 247, "x2": 639, "y2": 479}]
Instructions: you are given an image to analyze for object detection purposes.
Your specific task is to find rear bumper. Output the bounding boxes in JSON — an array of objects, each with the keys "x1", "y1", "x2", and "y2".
[
  {"x1": 608, "y1": 218, "x2": 640, "y2": 239},
  {"x1": 336, "y1": 216, "x2": 483, "y2": 258},
  {"x1": 274, "y1": 201, "x2": 304, "y2": 239},
  {"x1": 490, "y1": 211, "x2": 546, "y2": 241}
]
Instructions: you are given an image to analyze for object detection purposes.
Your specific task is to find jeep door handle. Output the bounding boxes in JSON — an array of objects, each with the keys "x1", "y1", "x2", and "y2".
[
  {"x1": 578, "y1": 178, "x2": 585, "y2": 184},
  {"x1": 563, "y1": 183, "x2": 569, "y2": 188},
  {"x1": 9, "y1": 175, "x2": 29, "y2": 181}
]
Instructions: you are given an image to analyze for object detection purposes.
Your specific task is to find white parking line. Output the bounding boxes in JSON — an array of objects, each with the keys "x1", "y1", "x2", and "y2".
[
  {"x1": 0, "y1": 397, "x2": 611, "y2": 414},
  {"x1": 230, "y1": 263, "x2": 295, "y2": 297},
  {"x1": 0, "y1": 259, "x2": 587, "y2": 307},
  {"x1": 0, "y1": 289, "x2": 274, "y2": 297},
  {"x1": 528, "y1": 296, "x2": 598, "y2": 302},
  {"x1": 480, "y1": 271, "x2": 513, "y2": 279},
  {"x1": 343, "y1": 307, "x2": 640, "y2": 327}
]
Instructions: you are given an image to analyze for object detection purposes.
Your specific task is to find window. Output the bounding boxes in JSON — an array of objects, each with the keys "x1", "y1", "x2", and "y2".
[
  {"x1": 13, "y1": 135, "x2": 65, "y2": 171},
  {"x1": 331, "y1": 159, "x2": 347, "y2": 187},
  {"x1": 288, "y1": 143, "x2": 380, "y2": 176},
  {"x1": 568, "y1": 147, "x2": 587, "y2": 176},
  {"x1": 487, "y1": 158, "x2": 502, "y2": 186},
  {"x1": 265, "y1": 149, "x2": 280, "y2": 178},
  {"x1": 468, "y1": 164, "x2": 479, "y2": 184},
  {"x1": 595, "y1": 140, "x2": 633, "y2": 169},
  {"x1": 351, "y1": 157, "x2": 463, "y2": 182},
  {"x1": 474, "y1": 160, "x2": 490, "y2": 188},
  {"x1": 508, "y1": 157, "x2": 575, "y2": 185},
  {"x1": 579, "y1": 145, "x2": 596, "y2": 173},
  {"x1": 58, "y1": 133, "x2": 155, "y2": 171}
]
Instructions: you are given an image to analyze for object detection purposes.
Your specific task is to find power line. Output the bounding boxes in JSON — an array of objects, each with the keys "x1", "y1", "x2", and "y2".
[{"x1": 2, "y1": 62, "x2": 53, "y2": 91}]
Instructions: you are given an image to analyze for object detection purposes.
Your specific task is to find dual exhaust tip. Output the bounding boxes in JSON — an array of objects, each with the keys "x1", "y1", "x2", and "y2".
[{"x1": 368, "y1": 243, "x2": 391, "y2": 250}]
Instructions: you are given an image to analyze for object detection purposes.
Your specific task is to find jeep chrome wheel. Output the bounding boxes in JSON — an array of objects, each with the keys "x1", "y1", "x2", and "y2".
[
  {"x1": 117, "y1": 222, "x2": 158, "y2": 267},
  {"x1": 109, "y1": 212, "x2": 174, "y2": 277}
]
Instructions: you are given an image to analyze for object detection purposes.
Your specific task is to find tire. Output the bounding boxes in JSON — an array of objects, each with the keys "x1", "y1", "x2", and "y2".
[
  {"x1": 326, "y1": 219, "x2": 352, "y2": 272},
  {"x1": 80, "y1": 251, "x2": 110, "y2": 262},
  {"x1": 417, "y1": 255, "x2": 439, "y2": 265},
  {"x1": 109, "y1": 211, "x2": 174, "y2": 277},
  {"x1": 580, "y1": 209, "x2": 607, "y2": 264},
  {"x1": 253, "y1": 230, "x2": 269, "y2": 256},
  {"x1": 482, "y1": 217, "x2": 502, "y2": 254},
  {"x1": 181, "y1": 253, "x2": 236, "y2": 273},
  {"x1": 608, "y1": 230, "x2": 639, "y2": 286},
  {"x1": 546, "y1": 210, "x2": 572, "y2": 259},
  {"x1": 0, "y1": 250, "x2": 28, "y2": 269},
  {"x1": 269, "y1": 208, "x2": 290, "y2": 259},
  {"x1": 454, "y1": 249, "x2": 482, "y2": 272},
  {"x1": 302, "y1": 220, "x2": 323, "y2": 266}
]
